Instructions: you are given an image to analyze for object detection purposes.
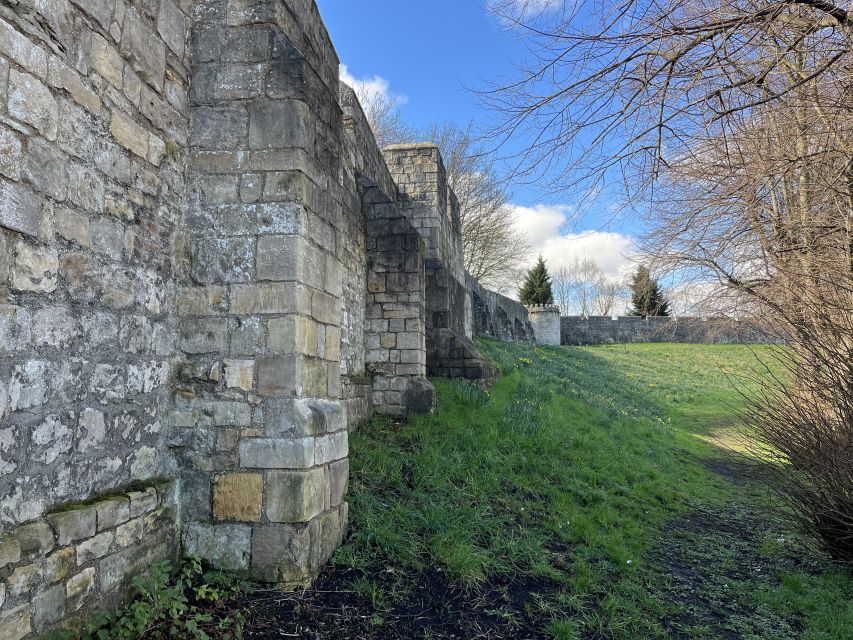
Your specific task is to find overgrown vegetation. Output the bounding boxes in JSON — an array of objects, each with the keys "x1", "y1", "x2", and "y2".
[
  {"x1": 47, "y1": 558, "x2": 248, "y2": 640},
  {"x1": 327, "y1": 341, "x2": 853, "y2": 639}
]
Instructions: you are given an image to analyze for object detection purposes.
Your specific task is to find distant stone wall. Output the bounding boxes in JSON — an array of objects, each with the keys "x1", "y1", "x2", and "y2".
[
  {"x1": 560, "y1": 316, "x2": 772, "y2": 345},
  {"x1": 468, "y1": 276, "x2": 535, "y2": 345}
]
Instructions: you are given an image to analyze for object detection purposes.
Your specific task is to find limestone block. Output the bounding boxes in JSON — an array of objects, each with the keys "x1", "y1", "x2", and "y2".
[
  {"x1": 176, "y1": 286, "x2": 227, "y2": 316},
  {"x1": 257, "y1": 355, "x2": 300, "y2": 396},
  {"x1": 31, "y1": 415, "x2": 73, "y2": 464},
  {"x1": 196, "y1": 401, "x2": 252, "y2": 427},
  {"x1": 315, "y1": 431, "x2": 348, "y2": 465},
  {"x1": 43, "y1": 547, "x2": 75, "y2": 583},
  {"x1": 22, "y1": 138, "x2": 67, "y2": 202},
  {"x1": 55, "y1": 208, "x2": 91, "y2": 247},
  {"x1": 90, "y1": 32, "x2": 123, "y2": 88},
  {"x1": 0, "y1": 126, "x2": 22, "y2": 180},
  {"x1": 120, "y1": 7, "x2": 166, "y2": 89},
  {"x1": 110, "y1": 110, "x2": 148, "y2": 159},
  {"x1": 231, "y1": 282, "x2": 311, "y2": 315},
  {"x1": 312, "y1": 290, "x2": 341, "y2": 326},
  {"x1": 71, "y1": 0, "x2": 114, "y2": 29},
  {"x1": 65, "y1": 567, "x2": 96, "y2": 613},
  {"x1": 88, "y1": 364, "x2": 125, "y2": 403},
  {"x1": 0, "y1": 182, "x2": 43, "y2": 238},
  {"x1": 230, "y1": 316, "x2": 263, "y2": 356},
  {"x1": 213, "y1": 63, "x2": 264, "y2": 100},
  {"x1": 248, "y1": 99, "x2": 311, "y2": 150},
  {"x1": 127, "y1": 487, "x2": 158, "y2": 517},
  {"x1": 47, "y1": 58, "x2": 101, "y2": 114},
  {"x1": 239, "y1": 437, "x2": 314, "y2": 470},
  {"x1": 224, "y1": 359, "x2": 254, "y2": 391},
  {"x1": 250, "y1": 523, "x2": 311, "y2": 583},
  {"x1": 264, "y1": 398, "x2": 345, "y2": 438},
  {"x1": 265, "y1": 468, "x2": 325, "y2": 523},
  {"x1": 0, "y1": 305, "x2": 32, "y2": 353},
  {"x1": 183, "y1": 523, "x2": 251, "y2": 571},
  {"x1": 96, "y1": 497, "x2": 130, "y2": 531},
  {"x1": 33, "y1": 583, "x2": 65, "y2": 631},
  {"x1": 91, "y1": 218, "x2": 123, "y2": 260},
  {"x1": 0, "y1": 535, "x2": 21, "y2": 569},
  {"x1": 268, "y1": 315, "x2": 317, "y2": 356},
  {"x1": 190, "y1": 237, "x2": 254, "y2": 284},
  {"x1": 157, "y1": 0, "x2": 187, "y2": 58},
  {"x1": 67, "y1": 163, "x2": 105, "y2": 213},
  {"x1": 0, "y1": 18, "x2": 47, "y2": 78},
  {"x1": 180, "y1": 318, "x2": 228, "y2": 354},
  {"x1": 0, "y1": 605, "x2": 32, "y2": 640},
  {"x1": 223, "y1": 28, "x2": 272, "y2": 62},
  {"x1": 6, "y1": 563, "x2": 38, "y2": 597},
  {"x1": 8, "y1": 69, "x2": 57, "y2": 140},
  {"x1": 77, "y1": 531, "x2": 115, "y2": 564},
  {"x1": 11, "y1": 241, "x2": 58, "y2": 292},
  {"x1": 14, "y1": 522, "x2": 53, "y2": 557},
  {"x1": 190, "y1": 106, "x2": 247, "y2": 150},
  {"x1": 328, "y1": 458, "x2": 349, "y2": 508},
  {"x1": 114, "y1": 517, "x2": 143, "y2": 548},
  {"x1": 8, "y1": 361, "x2": 49, "y2": 410},
  {"x1": 213, "y1": 473, "x2": 262, "y2": 522},
  {"x1": 77, "y1": 408, "x2": 106, "y2": 453},
  {"x1": 47, "y1": 507, "x2": 97, "y2": 546}
]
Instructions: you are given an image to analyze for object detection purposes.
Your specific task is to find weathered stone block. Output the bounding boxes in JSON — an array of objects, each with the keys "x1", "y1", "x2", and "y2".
[
  {"x1": 65, "y1": 567, "x2": 96, "y2": 613},
  {"x1": 250, "y1": 523, "x2": 311, "y2": 584},
  {"x1": 8, "y1": 69, "x2": 57, "y2": 140},
  {"x1": 0, "y1": 605, "x2": 32, "y2": 640},
  {"x1": 111, "y1": 110, "x2": 148, "y2": 159},
  {"x1": 329, "y1": 458, "x2": 349, "y2": 507},
  {"x1": 71, "y1": 0, "x2": 114, "y2": 29},
  {"x1": 0, "y1": 126, "x2": 22, "y2": 181},
  {"x1": 11, "y1": 241, "x2": 58, "y2": 293},
  {"x1": 268, "y1": 315, "x2": 317, "y2": 356},
  {"x1": 213, "y1": 63, "x2": 264, "y2": 100},
  {"x1": 265, "y1": 468, "x2": 325, "y2": 523},
  {"x1": 127, "y1": 487, "x2": 158, "y2": 517},
  {"x1": 248, "y1": 99, "x2": 311, "y2": 150},
  {"x1": 257, "y1": 355, "x2": 299, "y2": 396},
  {"x1": 264, "y1": 398, "x2": 345, "y2": 438},
  {"x1": 190, "y1": 237, "x2": 254, "y2": 284},
  {"x1": 0, "y1": 18, "x2": 47, "y2": 78},
  {"x1": 33, "y1": 583, "x2": 65, "y2": 632},
  {"x1": 213, "y1": 473, "x2": 262, "y2": 522},
  {"x1": 96, "y1": 497, "x2": 130, "y2": 531},
  {"x1": 121, "y1": 7, "x2": 167, "y2": 89},
  {"x1": 43, "y1": 547, "x2": 76, "y2": 584},
  {"x1": 14, "y1": 522, "x2": 53, "y2": 557},
  {"x1": 190, "y1": 106, "x2": 246, "y2": 150},
  {"x1": 77, "y1": 531, "x2": 114, "y2": 563},
  {"x1": 90, "y1": 32, "x2": 124, "y2": 88},
  {"x1": 224, "y1": 359, "x2": 254, "y2": 391},
  {"x1": 56, "y1": 208, "x2": 91, "y2": 247},
  {"x1": 0, "y1": 535, "x2": 21, "y2": 569},
  {"x1": 315, "y1": 431, "x2": 348, "y2": 465},
  {"x1": 183, "y1": 523, "x2": 250, "y2": 571},
  {"x1": 180, "y1": 318, "x2": 228, "y2": 354},
  {"x1": 238, "y1": 437, "x2": 313, "y2": 469},
  {"x1": 0, "y1": 182, "x2": 43, "y2": 238},
  {"x1": 47, "y1": 507, "x2": 97, "y2": 546},
  {"x1": 157, "y1": 0, "x2": 187, "y2": 58}
]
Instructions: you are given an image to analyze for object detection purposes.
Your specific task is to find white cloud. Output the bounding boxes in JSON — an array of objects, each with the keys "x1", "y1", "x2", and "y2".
[
  {"x1": 511, "y1": 204, "x2": 637, "y2": 281},
  {"x1": 339, "y1": 64, "x2": 408, "y2": 107}
]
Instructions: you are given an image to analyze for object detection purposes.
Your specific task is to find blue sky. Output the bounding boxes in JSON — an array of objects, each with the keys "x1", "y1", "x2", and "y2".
[{"x1": 315, "y1": 0, "x2": 641, "y2": 294}]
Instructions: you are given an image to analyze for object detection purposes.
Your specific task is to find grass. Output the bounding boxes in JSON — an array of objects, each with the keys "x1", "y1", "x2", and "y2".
[{"x1": 333, "y1": 340, "x2": 853, "y2": 639}]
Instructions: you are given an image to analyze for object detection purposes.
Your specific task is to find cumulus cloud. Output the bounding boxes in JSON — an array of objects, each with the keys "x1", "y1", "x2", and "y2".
[
  {"x1": 339, "y1": 64, "x2": 408, "y2": 107},
  {"x1": 511, "y1": 204, "x2": 637, "y2": 281}
]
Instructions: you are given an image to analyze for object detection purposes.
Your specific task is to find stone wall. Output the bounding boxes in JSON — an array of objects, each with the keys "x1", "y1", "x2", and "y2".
[
  {"x1": 0, "y1": 0, "x2": 190, "y2": 565},
  {"x1": 560, "y1": 316, "x2": 773, "y2": 345},
  {"x1": 527, "y1": 305, "x2": 561, "y2": 346},
  {"x1": 469, "y1": 275, "x2": 534, "y2": 345},
  {"x1": 0, "y1": 480, "x2": 176, "y2": 638}
]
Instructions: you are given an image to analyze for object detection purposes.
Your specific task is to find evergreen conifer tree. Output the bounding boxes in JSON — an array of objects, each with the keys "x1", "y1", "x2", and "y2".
[
  {"x1": 519, "y1": 257, "x2": 555, "y2": 305},
  {"x1": 629, "y1": 265, "x2": 670, "y2": 317}
]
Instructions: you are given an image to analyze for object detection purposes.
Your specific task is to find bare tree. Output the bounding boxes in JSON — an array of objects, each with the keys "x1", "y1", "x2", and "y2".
[
  {"x1": 552, "y1": 257, "x2": 626, "y2": 315},
  {"x1": 484, "y1": 0, "x2": 853, "y2": 555}
]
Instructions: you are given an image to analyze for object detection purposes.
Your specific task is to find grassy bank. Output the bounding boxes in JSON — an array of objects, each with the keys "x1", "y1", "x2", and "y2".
[{"x1": 323, "y1": 341, "x2": 853, "y2": 639}]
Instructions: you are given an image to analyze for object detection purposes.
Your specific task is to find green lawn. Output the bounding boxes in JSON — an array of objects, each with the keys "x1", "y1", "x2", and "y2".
[{"x1": 334, "y1": 341, "x2": 853, "y2": 639}]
